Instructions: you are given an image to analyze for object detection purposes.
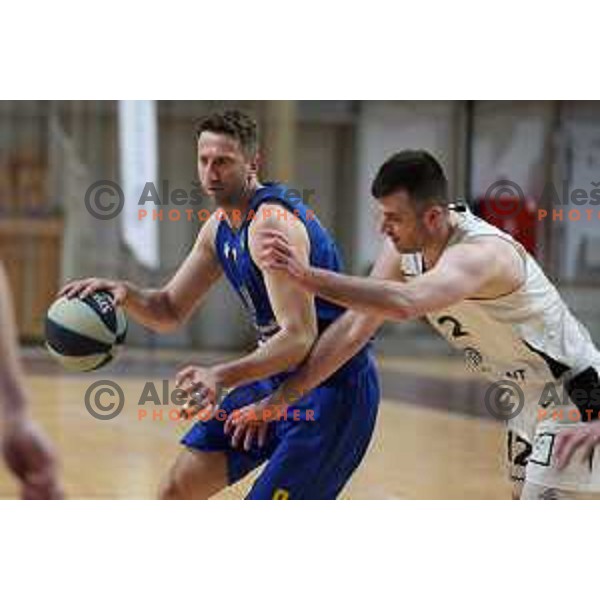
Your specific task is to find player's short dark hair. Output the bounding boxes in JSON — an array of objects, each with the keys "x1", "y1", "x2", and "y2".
[
  {"x1": 371, "y1": 150, "x2": 448, "y2": 208},
  {"x1": 194, "y1": 110, "x2": 259, "y2": 156}
]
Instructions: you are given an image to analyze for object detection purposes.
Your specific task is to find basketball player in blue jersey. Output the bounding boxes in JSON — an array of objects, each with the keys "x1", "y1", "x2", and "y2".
[
  {"x1": 61, "y1": 110, "x2": 379, "y2": 499},
  {"x1": 0, "y1": 262, "x2": 63, "y2": 499}
]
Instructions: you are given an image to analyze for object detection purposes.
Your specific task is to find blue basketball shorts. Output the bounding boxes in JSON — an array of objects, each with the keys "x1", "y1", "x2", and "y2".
[{"x1": 181, "y1": 348, "x2": 380, "y2": 499}]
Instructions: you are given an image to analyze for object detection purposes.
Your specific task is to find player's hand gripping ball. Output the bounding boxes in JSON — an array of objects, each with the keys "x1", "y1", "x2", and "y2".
[{"x1": 45, "y1": 291, "x2": 127, "y2": 372}]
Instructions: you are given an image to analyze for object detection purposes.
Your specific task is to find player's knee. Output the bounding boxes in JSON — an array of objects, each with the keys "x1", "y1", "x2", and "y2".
[
  {"x1": 158, "y1": 450, "x2": 227, "y2": 500},
  {"x1": 158, "y1": 459, "x2": 201, "y2": 500},
  {"x1": 158, "y1": 471, "x2": 187, "y2": 500}
]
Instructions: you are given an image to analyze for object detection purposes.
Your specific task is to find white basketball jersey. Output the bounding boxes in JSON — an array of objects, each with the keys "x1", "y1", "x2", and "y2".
[{"x1": 400, "y1": 207, "x2": 600, "y2": 491}]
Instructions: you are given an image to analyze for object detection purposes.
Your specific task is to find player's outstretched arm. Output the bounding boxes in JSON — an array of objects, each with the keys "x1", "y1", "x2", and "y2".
[
  {"x1": 58, "y1": 214, "x2": 223, "y2": 332},
  {"x1": 266, "y1": 238, "x2": 402, "y2": 402},
  {"x1": 0, "y1": 263, "x2": 63, "y2": 499},
  {"x1": 259, "y1": 231, "x2": 521, "y2": 321}
]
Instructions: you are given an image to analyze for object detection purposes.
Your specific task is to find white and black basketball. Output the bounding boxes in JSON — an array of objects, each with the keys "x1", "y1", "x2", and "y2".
[{"x1": 45, "y1": 291, "x2": 127, "y2": 372}]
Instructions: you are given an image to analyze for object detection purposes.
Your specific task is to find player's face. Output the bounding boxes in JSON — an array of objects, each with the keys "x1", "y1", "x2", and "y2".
[
  {"x1": 197, "y1": 132, "x2": 258, "y2": 206},
  {"x1": 377, "y1": 190, "x2": 437, "y2": 253}
]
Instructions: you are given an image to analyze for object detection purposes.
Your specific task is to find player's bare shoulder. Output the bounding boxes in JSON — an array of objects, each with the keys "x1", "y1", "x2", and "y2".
[
  {"x1": 192, "y1": 210, "x2": 222, "y2": 254},
  {"x1": 248, "y1": 202, "x2": 310, "y2": 252},
  {"x1": 452, "y1": 236, "x2": 525, "y2": 299}
]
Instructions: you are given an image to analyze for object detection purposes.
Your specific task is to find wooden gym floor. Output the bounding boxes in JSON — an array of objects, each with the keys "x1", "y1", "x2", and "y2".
[{"x1": 0, "y1": 350, "x2": 513, "y2": 499}]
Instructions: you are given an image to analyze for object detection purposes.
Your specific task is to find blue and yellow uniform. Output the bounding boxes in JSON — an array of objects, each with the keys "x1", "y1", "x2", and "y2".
[{"x1": 182, "y1": 183, "x2": 380, "y2": 499}]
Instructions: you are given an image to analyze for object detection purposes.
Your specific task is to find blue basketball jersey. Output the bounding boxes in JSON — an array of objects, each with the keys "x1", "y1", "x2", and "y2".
[{"x1": 214, "y1": 182, "x2": 344, "y2": 342}]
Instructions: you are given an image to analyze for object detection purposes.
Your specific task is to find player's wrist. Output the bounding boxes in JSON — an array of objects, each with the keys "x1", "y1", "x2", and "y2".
[
  {"x1": 0, "y1": 378, "x2": 27, "y2": 422},
  {"x1": 266, "y1": 382, "x2": 303, "y2": 412},
  {"x1": 297, "y1": 265, "x2": 318, "y2": 290},
  {"x1": 119, "y1": 281, "x2": 135, "y2": 307},
  {"x1": 209, "y1": 364, "x2": 228, "y2": 390},
  {"x1": 1, "y1": 405, "x2": 28, "y2": 433},
  {"x1": 257, "y1": 397, "x2": 285, "y2": 422}
]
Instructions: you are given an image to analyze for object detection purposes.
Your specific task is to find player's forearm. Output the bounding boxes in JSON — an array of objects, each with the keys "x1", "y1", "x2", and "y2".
[
  {"x1": 0, "y1": 327, "x2": 28, "y2": 424},
  {"x1": 212, "y1": 329, "x2": 315, "y2": 389},
  {"x1": 300, "y1": 267, "x2": 415, "y2": 321},
  {"x1": 269, "y1": 311, "x2": 381, "y2": 407},
  {"x1": 0, "y1": 268, "x2": 27, "y2": 424},
  {"x1": 121, "y1": 283, "x2": 181, "y2": 332},
  {"x1": 0, "y1": 373, "x2": 27, "y2": 425}
]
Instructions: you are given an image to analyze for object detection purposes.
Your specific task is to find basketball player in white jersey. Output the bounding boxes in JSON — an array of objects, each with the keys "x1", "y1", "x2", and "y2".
[
  {"x1": 0, "y1": 262, "x2": 63, "y2": 499},
  {"x1": 231, "y1": 150, "x2": 600, "y2": 500}
]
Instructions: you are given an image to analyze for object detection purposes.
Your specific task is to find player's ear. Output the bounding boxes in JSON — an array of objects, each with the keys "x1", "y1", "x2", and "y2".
[
  {"x1": 423, "y1": 205, "x2": 444, "y2": 231},
  {"x1": 248, "y1": 152, "x2": 260, "y2": 178}
]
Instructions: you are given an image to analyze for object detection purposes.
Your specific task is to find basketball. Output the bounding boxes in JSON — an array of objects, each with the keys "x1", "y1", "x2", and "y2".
[{"x1": 45, "y1": 291, "x2": 127, "y2": 372}]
